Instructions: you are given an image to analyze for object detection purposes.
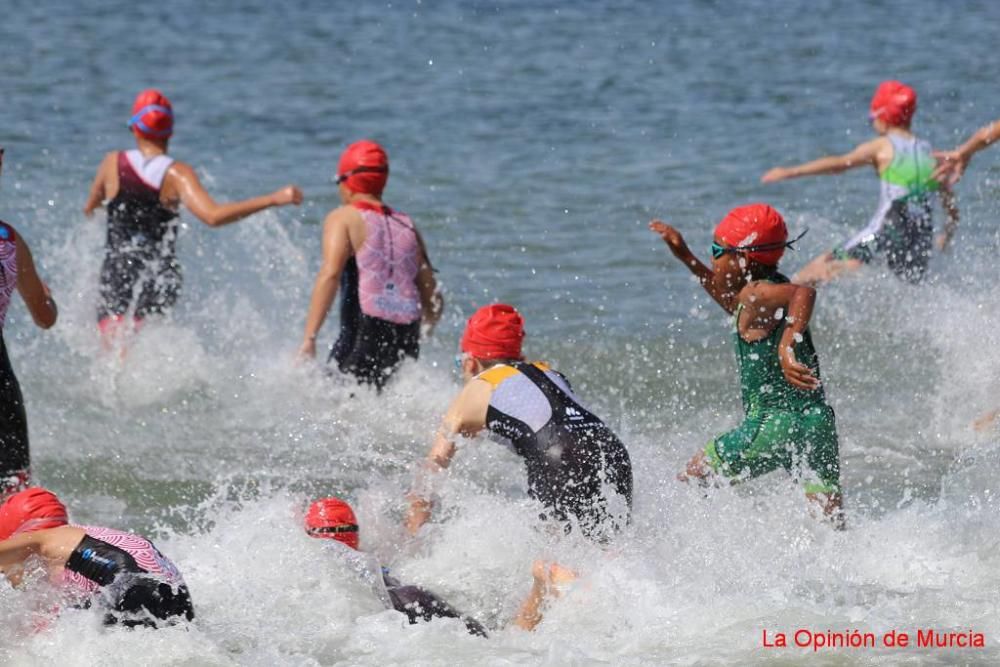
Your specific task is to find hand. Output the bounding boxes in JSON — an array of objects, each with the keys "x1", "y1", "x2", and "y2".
[
  {"x1": 296, "y1": 338, "x2": 316, "y2": 363},
  {"x1": 761, "y1": 167, "x2": 791, "y2": 183},
  {"x1": 273, "y1": 185, "x2": 304, "y2": 207},
  {"x1": 404, "y1": 494, "x2": 431, "y2": 536},
  {"x1": 649, "y1": 220, "x2": 690, "y2": 258},
  {"x1": 931, "y1": 150, "x2": 968, "y2": 187},
  {"x1": 780, "y1": 344, "x2": 820, "y2": 391}
]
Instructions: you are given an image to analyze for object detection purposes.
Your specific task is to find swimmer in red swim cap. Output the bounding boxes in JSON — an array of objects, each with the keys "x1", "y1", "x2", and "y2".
[
  {"x1": 650, "y1": 204, "x2": 844, "y2": 526},
  {"x1": 0, "y1": 487, "x2": 194, "y2": 628},
  {"x1": 762, "y1": 80, "x2": 959, "y2": 286},
  {"x1": 298, "y1": 140, "x2": 442, "y2": 391},
  {"x1": 403, "y1": 305, "x2": 633, "y2": 629},
  {"x1": 304, "y1": 496, "x2": 486, "y2": 636},
  {"x1": 83, "y1": 89, "x2": 304, "y2": 345}
]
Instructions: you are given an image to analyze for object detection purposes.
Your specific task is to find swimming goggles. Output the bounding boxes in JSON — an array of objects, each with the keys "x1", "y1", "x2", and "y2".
[
  {"x1": 127, "y1": 104, "x2": 174, "y2": 138},
  {"x1": 335, "y1": 165, "x2": 388, "y2": 184},
  {"x1": 711, "y1": 229, "x2": 808, "y2": 260},
  {"x1": 306, "y1": 524, "x2": 358, "y2": 536}
]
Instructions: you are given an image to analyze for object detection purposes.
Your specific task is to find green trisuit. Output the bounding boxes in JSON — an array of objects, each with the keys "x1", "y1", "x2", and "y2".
[{"x1": 705, "y1": 274, "x2": 841, "y2": 495}]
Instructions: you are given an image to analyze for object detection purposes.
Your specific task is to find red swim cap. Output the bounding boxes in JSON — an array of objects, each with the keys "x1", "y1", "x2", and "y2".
[
  {"x1": 461, "y1": 304, "x2": 526, "y2": 361},
  {"x1": 870, "y1": 80, "x2": 917, "y2": 127},
  {"x1": 337, "y1": 140, "x2": 389, "y2": 196},
  {"x1": 128, "y1": 89, "x2": 174, "y2": 140},
  {"x1": 304, "y1": 497, "x2": 359, "y2": 550},
  {"x1": 0, "y1": 488, "x2": 68, "y2": 541},
  {"x1": 714, "y1": 203, "x2": 788, "y2": 266}
]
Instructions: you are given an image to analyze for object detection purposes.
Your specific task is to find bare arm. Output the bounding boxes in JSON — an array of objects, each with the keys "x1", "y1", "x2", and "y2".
[
  {"x1": 0, "y1": 532, "x2": 42, "y2": 586},
  {"x1": 933, "y1": 119, "x2": 1000, "y2": 185},
  {"x1": 405, "y1": 380, "x2": 490, "y2": 535},
  {"x1": 297, "y1": 209, "x2": 353, "y2": 359},
  {"x1": 762, "y1": 139, "x2": 882, "y2": 182},
  {"x1": 14, "y1": 232, "x2": 57, "y2": 329},
  {"x1": 650, "y1": 220, "x2": 737, "y2": 313},
  {"x1": 83, "y1": 153, "x2": 115, "y2": 217},
  {"x1": 169, "y1": 162, "x2": 302, "y2": 228},
  {"x1": 414, "y1": 231, "x2": 443, "y2": 330},
  {"x1": 936, "y1": 187, "x2": 960, "y2": 251}
]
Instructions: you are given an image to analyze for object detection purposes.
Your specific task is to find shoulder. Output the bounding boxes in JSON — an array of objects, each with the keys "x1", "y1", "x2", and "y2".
[
  {"x1": 166, "y1": 159, "x2": 194, "y2": 178},
  {"x1": 97, "y1": 151, "x2": 119, "y2": 172},
  {"x1": 324, "y1": 205, "x2": 363, "y2": 232}
]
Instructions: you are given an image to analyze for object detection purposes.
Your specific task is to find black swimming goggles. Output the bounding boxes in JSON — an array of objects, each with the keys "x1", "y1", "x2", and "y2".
[
  {"x1": 710, "y1": 229, "x2": 808, "y2": 260},
  {"x1": 335, "y1": 165, "x2": 388, "y2": 185},
  {"x1": 306, "y1": 524, "x2": 359, "y2": 536}
]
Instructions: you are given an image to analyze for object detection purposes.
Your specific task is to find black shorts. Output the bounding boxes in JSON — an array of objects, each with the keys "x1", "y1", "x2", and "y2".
[
  {"x1": 0, "y1": 334, "x2": 29, "y2": 489},
  {"x1": 102, "y1": 576, "x2": 195, "y2": 629},
  {"x1": 98, "y1": 251, "x2": 182, "y2": 321},
  {"x1": 330, "y1": 313, "x2": 420, "y2": 390},
  {"x1": 832, "y1": 199, "x2": 933, "y2": 284},
  {"x1": 386, "y1": 580, "x2": 487, "y2": 637}
]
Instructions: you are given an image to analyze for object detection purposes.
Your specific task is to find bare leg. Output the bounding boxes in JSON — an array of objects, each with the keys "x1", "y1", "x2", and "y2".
[
  {"x1": 806, "y1": 492, "x2": 845, "y2": 530},
  {"x1": 973, "y1": 408, "x2": 1000, "y2": 432},
  {"x1": 677, "y1": 449, "x2": 712, "y2": 483},
  {"x1": 792, "y1": 252, "x2": 864, "y2": 286},
  {"x1": 513, "y1": 560, "x2": 577, "y2": 631}
]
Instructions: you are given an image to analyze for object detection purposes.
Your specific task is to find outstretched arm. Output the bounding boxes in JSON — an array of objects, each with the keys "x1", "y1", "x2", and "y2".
[
  {"x1": 762, "y1": 139, "x2": 882, "y2": 183},
  {"x1": 933, "y1": 119, "x2": 1000, "y2": 186},
  {"x1": 14, "y1": 232, "x2": 57, "y2": 329},
  {"x1": 649, "y1": 220, "x2": 737, "y2": 313},
  {"x1": 83, "y1": 153, "x2": 115, "y2": 217},
  {"x1": 405, "y1": 381, "x2": 490, "y2": 535},
  {"x1": 298, "y1": 209, "x2": 353, "y2": 359},
  {"x1": 169, "y1": 162, "x2": 302, "y2": 228}
]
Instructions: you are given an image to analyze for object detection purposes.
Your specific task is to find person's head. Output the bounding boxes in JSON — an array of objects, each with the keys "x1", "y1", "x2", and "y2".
[
  {"x1": 0, "y1": 487, "x2": 68, "y2": 541},
  {"x1": 128, "y1": 89, "x2": 174, "y2": 144},
  {"x1": 336, "y1": 140, "x2": 389, "y2": 203},
  {"x1": 869, "y1": 80, "x2": 916, "y2": 133},
  {"x1": 304, "y1": 497, "x2": 360, "y2": 550},
  {"x1": 458, "y1": 304, "x2": 525, "y2": 380},
  {"x1": 710, "y1": 203, "x2": 788, "y2": 293}
]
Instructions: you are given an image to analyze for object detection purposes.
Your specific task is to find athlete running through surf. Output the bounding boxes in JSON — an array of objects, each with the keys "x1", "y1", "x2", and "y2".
[
  {"x1": 0, "y1": 488, "x2": 194, "y2": 628},
  {"x1": 83, "y1": 89, "x2": 302, "y2": 341},
  {"x1": 405, "y1": 304, "x2": 633, "y2": 629},
  {"x1": 763, "y1": 80, "x2": 959, "y2": 285},
  {"x1": 651, "y1": 204, "x2": 843, "y2": 525},
  {"x1": 0, "y1": 147, "x2": 58, "y2": 497},
  {"x1": 298, "y1": 140, "x2": 442, "y2": 390}
]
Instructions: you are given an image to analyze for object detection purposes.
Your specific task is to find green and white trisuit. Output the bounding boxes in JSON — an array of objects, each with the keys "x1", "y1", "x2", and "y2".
[
  {"x1": 833, "y1": 133, "x2": 941, "y2": 283},
  {"x1": 704, "y1": 273, "x2": 841, "y2": 495}
]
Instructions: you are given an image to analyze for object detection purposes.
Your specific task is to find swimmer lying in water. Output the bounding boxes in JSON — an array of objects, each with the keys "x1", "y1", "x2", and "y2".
[
  {"x1": 305, "y1": 497, "x2": 486, "y2": 637},
  {"x1": 308, "y1": 496, "x2": 577, "y2": 634},
  {"x1": 0, "y1": 488, "x2": 194, "y2": 628}
]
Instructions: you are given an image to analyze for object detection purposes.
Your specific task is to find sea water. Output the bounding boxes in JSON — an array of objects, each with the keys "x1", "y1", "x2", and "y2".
[{"x1": 1, "y1": 1, "x2": 999, "y2": 664}]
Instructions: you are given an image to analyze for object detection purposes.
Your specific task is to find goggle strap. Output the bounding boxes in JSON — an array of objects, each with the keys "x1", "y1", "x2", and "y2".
[{"x1": 307, "y1": 524, "x2": 359, "y2": 535}]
